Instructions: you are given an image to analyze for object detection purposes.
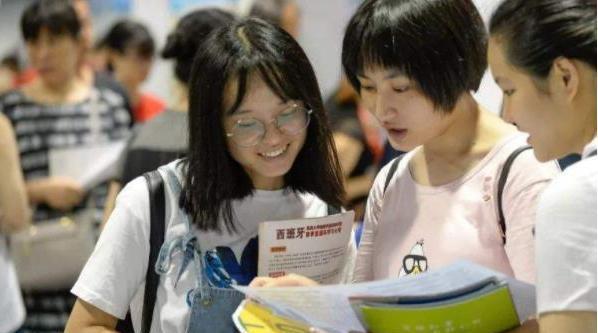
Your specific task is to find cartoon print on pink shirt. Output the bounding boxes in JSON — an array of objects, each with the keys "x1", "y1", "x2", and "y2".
[{"x1": 399, "y1": 239, "x2": 428, "y2": 277}]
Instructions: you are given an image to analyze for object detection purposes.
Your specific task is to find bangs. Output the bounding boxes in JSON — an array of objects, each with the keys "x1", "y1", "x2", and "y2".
[
  {"x1": 342, "y1": 0, "x2": 488, "y2": 111},
  {"x1": 358, "y1": 26, "x2": 412, "y2": 78},
  {"x1": 344, "y1": 1, "x2": 420, "y2": 86},
  {"x1": 225, "y1": 58, "x2": 303, "y2": 114},
  {"x1": 22, "y1": 3, "x2": 80, "y2": 41}
]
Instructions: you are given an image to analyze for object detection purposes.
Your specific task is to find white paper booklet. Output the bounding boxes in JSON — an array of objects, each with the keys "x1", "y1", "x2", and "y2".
[
  {"x1": 49, "y1": 140, "x2": 127, "y2": 191},
  {"x1": 258, "y1": 211, "x2": 354, "y2": 284},
  {"x1": 235, "y1": 260, "x2": 536, "y2": 333}
]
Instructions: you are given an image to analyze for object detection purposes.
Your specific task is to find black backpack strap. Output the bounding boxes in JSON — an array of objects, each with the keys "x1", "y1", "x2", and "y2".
[
  {"x1": 116, "y1": 171, "x2": 166, "y2": 333},
  {"x1": 115, "y1": 313, "x2": 134, "y2": 333},
  {"x1": 497, "y1": 146, "x2": 532, "y2": 244},
  {"x1": 140, "y1": 170, "x2": 166, "y2": 333},
  {"x1": 383, "y1": 154, "x2": 405, "y2": 194}
]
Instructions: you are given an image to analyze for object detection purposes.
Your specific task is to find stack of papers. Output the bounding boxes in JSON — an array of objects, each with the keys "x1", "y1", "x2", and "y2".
[{"x1": 233, "y1": 260, "x2": 535, "y2": 333}]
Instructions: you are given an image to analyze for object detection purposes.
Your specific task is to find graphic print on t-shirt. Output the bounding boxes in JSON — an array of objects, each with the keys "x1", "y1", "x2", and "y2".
[
  {"x1": 399, "y1": 239, "x2": 428, "y2": 277},
  {"x1": 204, "y1": 237, "x2": 258, "y2": 288}
]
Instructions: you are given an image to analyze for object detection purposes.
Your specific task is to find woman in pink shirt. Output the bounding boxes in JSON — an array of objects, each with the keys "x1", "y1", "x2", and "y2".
[
  {"x1": 252, "y1": 0, "x2": 560, "y2": 289},
  {"x1": 341, "y1": 0, "x2": 561, "y2": 285}
]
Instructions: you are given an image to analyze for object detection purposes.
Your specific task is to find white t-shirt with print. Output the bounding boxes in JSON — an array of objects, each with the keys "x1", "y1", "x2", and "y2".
[
  {"x1": 72, "y1": 160, "x2": 356, "y2": 333},
  {"x1": 536, "y1": 137, "x2": 597, "y2": 314},
  {"x1": 353, "y1": 134, "x2": 560, "y2": 284}
]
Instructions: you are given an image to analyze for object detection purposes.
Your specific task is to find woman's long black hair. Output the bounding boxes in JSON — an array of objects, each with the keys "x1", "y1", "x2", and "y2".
[{"x1": 181, "y1": 18, "x2": 344, "y2": 233}]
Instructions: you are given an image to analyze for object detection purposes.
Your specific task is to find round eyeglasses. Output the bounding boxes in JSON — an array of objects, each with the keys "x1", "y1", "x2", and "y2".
[{"x1": 225, "y1": 105, "x2": 313, "y2": 147}]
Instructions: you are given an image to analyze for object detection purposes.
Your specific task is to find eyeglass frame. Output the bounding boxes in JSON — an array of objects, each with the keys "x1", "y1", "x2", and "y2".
[{"x1": 224, "y1": 104, "x2": 314, "y2": 147}]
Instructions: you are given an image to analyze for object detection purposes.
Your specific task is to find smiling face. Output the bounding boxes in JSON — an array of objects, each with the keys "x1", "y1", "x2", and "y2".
[
  {"x1": 488, "y1": 37, "x2": 583, "y2": 161},
  {"x1": 357, "y1": 66, "x2": 453, "y2": 151},
  {"x1": 222, "y1": 73, "x2": 307, "y2": 190}
]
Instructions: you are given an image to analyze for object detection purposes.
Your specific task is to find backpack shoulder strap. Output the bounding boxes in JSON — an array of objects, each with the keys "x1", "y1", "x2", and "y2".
[
  {"x1": 497, "y1": 146, "x2": 532, "y2": 244},
  {"x1": 383, "y1": 154, "x2": 405, "y2": 194},
  {"x1": 141, "y1": 170, "x2": 166, "y2": 333},
  {"x1": 115, "y1": 170, "x2": 166, "y2": 333}
]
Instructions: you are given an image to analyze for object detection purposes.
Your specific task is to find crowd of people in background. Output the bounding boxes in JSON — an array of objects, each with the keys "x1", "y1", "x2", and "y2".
[{"x1": 0, "y1": 0, "x2": 595, "y2": 333}]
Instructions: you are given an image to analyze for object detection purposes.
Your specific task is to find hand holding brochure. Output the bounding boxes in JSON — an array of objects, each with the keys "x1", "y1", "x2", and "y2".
[
  {"x1": 234, "y1": 260, "x2": 536, "y2": 333},
  {"x1": 258, "y1": 211, "x2": 354, "y2": 284}
]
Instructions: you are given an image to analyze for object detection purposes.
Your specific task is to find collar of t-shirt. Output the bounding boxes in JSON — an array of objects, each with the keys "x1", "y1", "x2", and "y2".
[{"x1": 582, "y1": 136, "x2": 597, "y2": 159}]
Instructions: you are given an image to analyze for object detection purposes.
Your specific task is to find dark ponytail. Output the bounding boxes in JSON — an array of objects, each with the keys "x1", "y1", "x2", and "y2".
[
  {"x1": 490, "y1": 0, "x2": 596, "y2": 78},
  {"x1": 161, "y1": 8, "x2": 235, "y2": 85}
]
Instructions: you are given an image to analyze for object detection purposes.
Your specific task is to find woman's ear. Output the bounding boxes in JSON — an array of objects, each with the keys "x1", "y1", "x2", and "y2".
[{"x1": 549, "y1": 57, "x2": 580, "y2": 103}]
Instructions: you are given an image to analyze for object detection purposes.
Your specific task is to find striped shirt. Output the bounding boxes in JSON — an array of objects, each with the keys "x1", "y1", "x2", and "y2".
[
  {"x1": 1, "y1": 88, "x2": 130, "y2": 222},
  {"x1": 0, "y1": 87, "x2": 131, "y2": 333}
]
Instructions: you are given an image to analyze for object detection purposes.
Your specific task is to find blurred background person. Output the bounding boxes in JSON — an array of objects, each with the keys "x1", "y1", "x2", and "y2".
[
  {"x1": 101, "y1": 19, "x2": 164, "y2": 123},
  {"x1": 11, "y1": 0, "x2": 134, "y2": 126},
  {"x1": 0, "y1": 1, "x2": 130, "y2": 331},
  {"x1": 0, "y1": 113, "x2": 30, "y2": 333},
  {"x1": 72, "y1": 0, "x2": 134, "y2": 124},
  {"x1": 102, "y1": 8, "x2": 235, "y2": 226}
]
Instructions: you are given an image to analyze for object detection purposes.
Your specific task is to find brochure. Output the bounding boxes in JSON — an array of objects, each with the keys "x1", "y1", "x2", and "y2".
[
  {"x1": 258, "y1": 211, "x2": 354, "y2": 284},
  {"x1": 49, "y1": 140, "x2": 127, "y2": 190},
  {"x1": 233, "y1": 260, "x2": 535, "y2": 333},
  {"x1": 352, "y1": 279, "x2": 519, "y2": 333}
]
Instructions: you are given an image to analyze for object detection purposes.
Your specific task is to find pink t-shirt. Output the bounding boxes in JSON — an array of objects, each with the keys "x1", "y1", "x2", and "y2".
[{"x1": 354, "y1": 134, "x2": 560, "y2": 284}]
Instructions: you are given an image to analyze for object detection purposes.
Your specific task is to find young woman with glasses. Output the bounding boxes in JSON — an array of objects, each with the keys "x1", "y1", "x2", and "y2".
[{"x1": 65, "y1": 18, "x2": 354, "y2": 333}]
